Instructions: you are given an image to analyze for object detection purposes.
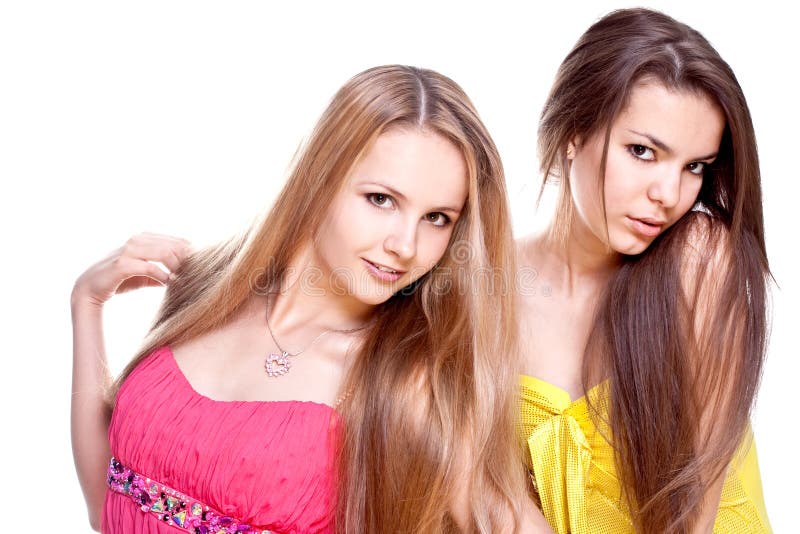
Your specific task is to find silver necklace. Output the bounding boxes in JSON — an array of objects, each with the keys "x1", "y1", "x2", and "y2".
[{"x1": 264, "y1": 294, "x2": 371, "y2": 377}]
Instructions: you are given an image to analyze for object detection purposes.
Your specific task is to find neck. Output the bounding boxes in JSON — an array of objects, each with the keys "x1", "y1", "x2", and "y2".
[
  {"x1": 268, "y1": 247, "x2": 375, "y2": 334},
  {"x1": 542, "y1": 218, "x2": 621, "y2": 295}
]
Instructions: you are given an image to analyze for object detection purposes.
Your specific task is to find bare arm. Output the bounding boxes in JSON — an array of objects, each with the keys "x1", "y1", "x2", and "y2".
[
  {"x1": 71, "y1": 233, "x2": 190, "y2": 531},
  {"x1": 691, "y1": 476, "x2": 726, "y2": 534},
  {"x1": 448, "y1": 434, "x2": 553, "y2": 533},
  {"x1": 684, "y1": 229, "x2": 727, "y2": 534},
  {"x1": 518, "y1": 505, "x2": 556, "y2": 534},
  {"x1": 681, "y1": 218, "x2": 764, "y2": 533},
  {"x1": 450, "y1": 472, "x2": 553, "y2": 533},
  {"x1": 70, "y1": 296, "x2": 113, "y2": 532}
]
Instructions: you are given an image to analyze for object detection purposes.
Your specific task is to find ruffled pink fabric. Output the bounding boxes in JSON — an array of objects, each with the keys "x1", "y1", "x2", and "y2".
[{"x1": 102, "y1": 346, "x2": 339, "y2": 533}]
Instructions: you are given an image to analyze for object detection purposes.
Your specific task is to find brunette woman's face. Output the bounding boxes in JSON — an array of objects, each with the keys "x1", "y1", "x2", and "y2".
[
  {"x1": 568, "y1": 81, "x2": 726, "y2": 255},
  {"x1": 314, "y1": 128, "x2": 468, "y2": 305}
]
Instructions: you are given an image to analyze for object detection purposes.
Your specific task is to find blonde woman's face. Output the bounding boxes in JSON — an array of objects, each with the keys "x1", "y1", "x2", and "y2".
[
  {"x1": 568, "y1": 81, "x2": 726, "y2": 255},
  {"x1": 315, "y1": 128, "x2": 468, "y2": 305}
]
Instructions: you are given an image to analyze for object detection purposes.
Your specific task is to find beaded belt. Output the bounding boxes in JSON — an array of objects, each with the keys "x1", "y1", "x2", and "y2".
[{"x1": 107, "y1": 457, "x2": 272, "y2": 533}]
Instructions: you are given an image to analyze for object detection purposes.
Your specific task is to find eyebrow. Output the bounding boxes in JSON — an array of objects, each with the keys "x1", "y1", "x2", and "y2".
[
  {"x1": 627, "y1": 129, "x2": 718, "y2": 161},
  {"x1": 361, "y1": 181, "x2": 462, "y2": 214}
]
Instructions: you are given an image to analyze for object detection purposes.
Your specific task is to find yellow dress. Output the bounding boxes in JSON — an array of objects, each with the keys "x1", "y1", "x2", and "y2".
[{"x1": 519, "y1": 374, "x2": 771, "y2": 534}]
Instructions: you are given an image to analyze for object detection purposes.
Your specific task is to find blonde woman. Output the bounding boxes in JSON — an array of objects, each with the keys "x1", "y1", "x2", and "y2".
[{"x1": 72, "y1": 65, "x2": 551, "y2": 533}]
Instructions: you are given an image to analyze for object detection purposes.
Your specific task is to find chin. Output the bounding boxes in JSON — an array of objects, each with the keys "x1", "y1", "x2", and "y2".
[
  {"x1": 612, "y1": 237, "x2": 652, "y2": 257},
  {"x1": 354, "y1": 286, "x2": 402, "y2": 306}
]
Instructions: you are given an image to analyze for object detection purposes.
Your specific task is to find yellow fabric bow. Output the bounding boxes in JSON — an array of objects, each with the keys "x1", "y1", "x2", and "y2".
[{"x1": 527, "y1": 408, "x2": 592, "y2": 534}]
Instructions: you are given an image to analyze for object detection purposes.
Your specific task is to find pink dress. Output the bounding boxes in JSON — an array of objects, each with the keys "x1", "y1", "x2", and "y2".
[{"x1": 102, "y1": 346, "x2": 340, "y2": 533}]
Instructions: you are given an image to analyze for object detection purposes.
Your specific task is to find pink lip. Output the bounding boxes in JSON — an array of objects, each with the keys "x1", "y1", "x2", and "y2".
[
  {"x1": 627, "y1": 216, "x2": 665, "y2": 237},
  {"x1": 362, "y1": 258, "x2": 404, "y2": 283}
]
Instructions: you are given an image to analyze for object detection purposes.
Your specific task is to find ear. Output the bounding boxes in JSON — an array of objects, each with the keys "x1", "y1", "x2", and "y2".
[{"x1": 567, "y1": 137, "x2": 580, "y2": 160}]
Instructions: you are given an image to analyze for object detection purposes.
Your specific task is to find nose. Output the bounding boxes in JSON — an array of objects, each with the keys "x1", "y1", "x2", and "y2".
[
  {"x1": 384, "y1": 218, "x2": 417, "y2": 261},
  {"x1": 647, "y1": 167, "x2": 682, "y2": 209}
]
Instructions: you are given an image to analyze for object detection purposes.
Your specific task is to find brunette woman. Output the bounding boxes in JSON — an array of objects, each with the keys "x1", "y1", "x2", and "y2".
[{"x1": 517, "y1": 9, "x2": 771, "y2": 533}]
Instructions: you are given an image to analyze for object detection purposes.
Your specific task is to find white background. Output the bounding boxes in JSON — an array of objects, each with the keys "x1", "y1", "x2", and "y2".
[{"x1": 1, "y1": 1, "x2": 796, "y2": 531}]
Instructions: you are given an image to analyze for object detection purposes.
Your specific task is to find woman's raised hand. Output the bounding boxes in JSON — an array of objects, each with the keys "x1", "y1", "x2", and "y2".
[{"x1": 72, "y1": 232, "x2": 192, "y2": 308}]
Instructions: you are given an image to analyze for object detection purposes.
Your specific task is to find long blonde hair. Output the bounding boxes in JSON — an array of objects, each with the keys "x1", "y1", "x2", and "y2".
[{"x1": 111, "y1": 65, "x2": 526, "y2": 532}]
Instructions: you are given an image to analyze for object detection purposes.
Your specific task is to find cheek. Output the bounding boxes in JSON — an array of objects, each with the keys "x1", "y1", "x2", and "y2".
[
  {"x1": 314, "y1": 223, "x2": 343, "y2": 269},
  {"x1": 317, "y1": 200, "x2": 369, "y2": 263},
  {"x1": 678, "y1": 179, "x2": 703, "y2": 215},
  {"x1": 572, "y1": 175, "x2": 619, "y2": 245},
  {"x1": 333, "y1": 195, "x2": 386, "y2": 238},
  {"x1": 570, "y1": 165, "x2": 602, "y2": 221},
  {"x1": 416, "y1": 228, "x2": 455, "y2": 270},
  {"x1": 601, "y1": 153, "x2": 643, "y2": 213},
  {"x1": 569, "y1": 144, "x2": 610, "y2": 226}
]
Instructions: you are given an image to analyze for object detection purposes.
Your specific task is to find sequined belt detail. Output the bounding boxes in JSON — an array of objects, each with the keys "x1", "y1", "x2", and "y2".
[{"x1": 107, "y1": 457, "x2": 272, "y2": 533}]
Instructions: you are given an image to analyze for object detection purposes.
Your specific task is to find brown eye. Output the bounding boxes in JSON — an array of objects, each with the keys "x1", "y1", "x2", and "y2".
[
  {"x1": 686, "y1": 162, "x2": 706, "y2": 176},
  {"x1": 367, "y1": 193, "x2": 393, "y2": 208},
  {"x1": 426, "y1": 212, "x2": 450, "y2": 227},
  {"x1": 628, "y1": 144, "x2": 655, "y2": 161}
]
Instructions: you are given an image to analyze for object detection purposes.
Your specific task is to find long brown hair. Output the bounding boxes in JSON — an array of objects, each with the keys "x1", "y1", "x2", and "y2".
[
  {"x1": 538, "y1": 9, "x2": 769, "y2": 532},
  {"x1": 111, "y1": 65, "x2": 526, "y2": 532}
]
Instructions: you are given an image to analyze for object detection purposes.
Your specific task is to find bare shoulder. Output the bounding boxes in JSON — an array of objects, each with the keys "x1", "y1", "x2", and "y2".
[
  {"x1": 681, "y1": 211, "x2": 730, "y2": 259},
  {"x1": 677, "y1": 212, "x2": 732, "y2": 294},
  {"x1": 171, "y1": 294, "x2": 267, "y2": 365}
]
